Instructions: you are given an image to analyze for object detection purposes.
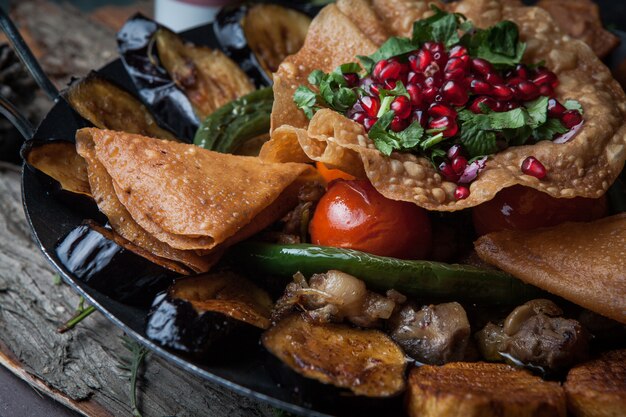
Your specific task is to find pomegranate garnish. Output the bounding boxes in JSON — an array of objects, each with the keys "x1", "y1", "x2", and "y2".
[
  {"x1": 391, "y1": 95, "x2": 411, "y2": 119},
  {"x1": 514, "y1": 81, "x2": 540, "y2": 101},
  {"x1": 439, "y1": 161, "x2": 460, "y2": 182},
  {"x1": 471, "y1": 58, "x2": 493, "y2": 76},
  {"x1": 470, "y1": 79, "x2": 493, "y2": 95},
  {"x1": 411, "y1": 109, "x2": 428, "y2": 127},
  {"x1": 422, "y1": 86, "x2": 439, "y2": 103},
  {"x1": 428, "y1": 103, "x2": 457, "y2": 119},
  {"x1": 409, "y1": 49, "x2": 433, "y2": 73},
  {"x1": 533, "y1": 71, "x2": 558, "y2": 88},
  {"x1": 547, "y1": 98, "x2": 566, "y2": 117},
  {"x1": 363, "y1": 117, "x2": 378, "y2": 132},
  {"x1": 359, "y1": 96, "x2": 380, "y2": 118},
  {"x1": 454, "y1": 185, "x2": 470, "y2": 200},
  {"x1": 469, "y1": 96, "x2": 498, "y2": 113},
  {"x1": 447, "y1": 144, "x2": 463, "y2": 160},
  {"x1": 373, "y1": 60, "x2": 388, "y2": 81},
  {"x1": 378, "y1": 60, "x2": 403, "y2": 82},
  {"x1": 502, "y1": 101, "x2": 520, "y2": 111},
  {"x1": 538, "y1": 85, "x2": 554, "y2": 98},
  {"x1": 390, "y1": 115, "x2": 409, "y2": 132},
  {"x1": 429, "y1": 116, "x2": 458, "y2": 137},
  {"x1": 491, "y1": 84, "x2": 514, "y2": 101},
  {"x1": 442, "y1": 80, "x2": 469, "y2": 106},
  {"x1": 485, "y1": 72, "x2": 504, "y2": 85},
  {"x1": 515, "y1": 64, "x2": 529, "y2": 80},
  {"x1": 343, "y1": 73, "x2": 359, "y2": 87},
  {"x1": 561, "y1": 110, "x2": 583, "y2": 129},
  {"x1": 370, "y1": 84, "x2": 382, "y2": 96},
  {"x1": 448, "y1": 45, "x2": 468, "y2": 58},
  {"x1": 451, "y1": 156, "x2": 468, "y2": 175},
  {"x1": 521, "y1": 156, "x2": 546, "y2": 179},
  {"x1": 424, "y1": 74, "x2": 443, "y2": 88},
  {"x1": 350, "y1": 111, "x2": 366, "y2": 124},
  {"x1": 445, "y1": 57, "x2": 469, "y2": 73},
  {"x1": 444, "y1": 68, "x2": 466, "y2": 82}
]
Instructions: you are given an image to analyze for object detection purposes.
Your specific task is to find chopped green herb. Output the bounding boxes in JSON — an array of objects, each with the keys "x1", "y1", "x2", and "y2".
[
  {"x1": 412, "y1": 5, "x2": 470, "y2": 48},
  {"x1": 357, "y1": 37, "x2": 416, "y2": 73},
  {"x1": 368, "y1": 111, "x2": 425, "y2": 155},
  {"x1": 564, "y1": 99, "x2": 583, "y2": 114},
  {"x1": 465, "y1": 20, "x2": 526, "y2": 68}
]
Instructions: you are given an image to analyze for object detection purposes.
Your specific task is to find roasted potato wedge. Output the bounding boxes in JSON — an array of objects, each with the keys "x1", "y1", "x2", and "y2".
[{"x1": 262, "y1": 314, "x2": 406, "y2": 397}]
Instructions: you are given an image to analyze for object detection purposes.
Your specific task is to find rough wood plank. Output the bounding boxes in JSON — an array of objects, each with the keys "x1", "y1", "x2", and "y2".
[{"x1": 0, "y1": 166, "x2": 276, "y2": 417}]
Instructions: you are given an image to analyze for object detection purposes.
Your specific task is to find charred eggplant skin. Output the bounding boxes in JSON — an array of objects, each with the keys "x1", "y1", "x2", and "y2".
[
  {"x1": 117, "y1": 14, "x2": 199, "y2": 141},
  {"x1": 55, "y1": 223, "x2": 175, "y2": 307}
]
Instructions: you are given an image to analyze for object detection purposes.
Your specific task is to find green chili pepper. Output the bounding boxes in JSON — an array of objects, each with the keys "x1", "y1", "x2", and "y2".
[
  {"x1": 230, "y1": 242, "x2": 546, "y2": 305},
  {"x1": 193, "y1": 87, "x2": 273, "y2": 153}
]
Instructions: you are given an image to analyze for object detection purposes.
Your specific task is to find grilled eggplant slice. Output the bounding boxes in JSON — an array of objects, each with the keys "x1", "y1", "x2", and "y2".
[
  {"x1": 146, "y1": 272, "x2": 272, "y2": 353},
  {"x1": 262, "y1": 314, "x2": 407, "y2": 397},
  {"x1": 242, "y1": 4, "x2": 311, "y2": 77},
  {"x1": 64, "y1": 73, "x2": 177, "y2": 140},
  {"x1": 155, "y1": 28, "x2": 254, "y2": 121},
  {"x1": 56, "y1": 222, "x2": 179, "y2": 306},
  {"x1": 118, "y1": 14, "x2": 199, "y2": 141}
]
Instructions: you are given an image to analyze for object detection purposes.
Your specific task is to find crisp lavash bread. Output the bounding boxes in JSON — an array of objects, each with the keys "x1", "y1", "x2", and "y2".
[
  {"x1": 76, "y1": 128, "x2": 315, "y2": 272},
  {"x1": 261, "y1": 0, "x2": 626, "y2": 210}
]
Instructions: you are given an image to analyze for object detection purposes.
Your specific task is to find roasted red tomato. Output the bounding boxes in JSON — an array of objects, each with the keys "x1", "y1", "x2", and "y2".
[
  {"x1": 472, "y1": 185, "x2": 608, "y2": 236},
  {"x1": 309, "y1": 179, "x2": 432, "y2": 259}
]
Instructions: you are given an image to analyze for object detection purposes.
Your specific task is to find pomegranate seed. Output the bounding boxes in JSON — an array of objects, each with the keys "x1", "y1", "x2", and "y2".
[
  {"x1": 448, "y1": 45, "x2": 468, "y2": 58},
  {"x1": 433, "y1": 51, "x2": 448, "y2": 68},
  {"x1": 424, "y1": 74, "x2": 443, "y2": 88},
  {"x1": 359, "y1": 96, "x2": 380, "y2": 117},
  {"x1": 454, "y1": 185, "x2": 470, "y2": 200},
  {"x1": 425, "y1": 42, "x2": 445, "y2": 56},
  {"x1": 445, "y1": 57, "x2": 468, "y2": 74},
  {"x1": 373, "y1": 60, "x2": 387, "y2": 81},
  {"x1": 491, "y1": 84, "x2": 514, "y2": 101},
  {"x1": 515, "y1": 64, "x2": 529, "y2": 80},
  {"x1": 423, "y1": 86, "x2": 439, "y2": 103},
  {"x1": 343, "y1": 73, "x2": 359, "y2": 87},
  {"x1": 363, "y1": 117, "x2": 378, "y2": 131},
  {"x1": 391, "y1": 95, "x2": 411, "y2": 119},
  {"x1": 409, "y1": 49, "x2": 433, "y2": 73},
  {"x1": 521, "y1": 156, "x2": 547, "y2": 179},
  {"x1": 533, "y1": 71, "x2": 558, "y2": 88},
  {"x1": 469, "y1": 96, "x2": 498, "y2": 113},
  {"x1": 350, "y1": 111, "x2": 366, "y2": 124},
  {"x1": 506, "y1": 76, "x2": 524, "y2": 87},
  {"x1": 561, "y1": 110, "x2": 583, "y2": 129},
  {"x1": 428, "y1": 103, "x2": 457, "y2": 118},
  {"x1": 390, "y1": 115, "x2": 409, "y2": 132},
  {"x1": 515, "y1": 81, "x2": 540, "y2": 101},
  {"x1": 384, "y1": 79, "x2": 397, "y2": 89},
  {"x1": 370, "y1": 83, "x2": 382, "y2": 96},
  {"x1": 439, "y1": 161, "x2": 460, "y2": 182},
  {"x1": 411, "y1": 109, "x2": 428, "y2": 127},
  {"x1": 485, "y1": 72, "x2": 504, "y2": 84},
  {"x1": 451, "y1": 156, "x2": 468, "y2": 175},
  {"x1": 444, "y1": 68, "x2": 466, "y2": 82},
  {"x1": 407, "y1": 84, "x2": 424, "y2": 107},
  {"x1": 407, "y1": 71, "x2": 424, "y2": 85},
  {"x1": 502, "y1": 101, "x2": 520, "y2": 111},
  {"x1": 471, "y1": 58, "x2": 494, "y2": 76},
  {"x1": 470, "y1": 79, "x2": 493, "y2": 95},
  {"x1": 447, "y1": 144, "x2": 463, "y2": 160},
  {"x1": 538, "y1": 85, "x2": 554, "y2": 97},
  {"x1": 442, "y1": 81, "x2": 469, "y2": 106},
  {"x1": 379, "y1": 60, "x2": 403, "y2": 82},
  {"x1": 547, "y1": 98, "x2": 566, "y2": 117},
  {"x1": 429, "y1": 116, "x2": 458, "y2": 137}
]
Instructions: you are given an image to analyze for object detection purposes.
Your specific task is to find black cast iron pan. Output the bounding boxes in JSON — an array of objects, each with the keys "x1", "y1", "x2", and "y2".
[{"x1": 2, "y1": 5, "x2": 625, "y2": 417}]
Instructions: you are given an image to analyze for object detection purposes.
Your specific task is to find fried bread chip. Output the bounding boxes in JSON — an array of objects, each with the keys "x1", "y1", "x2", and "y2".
[
  {"x1": 475, "y1": 214, "x2": 626, "y2": 324},
  {"x1": 78, "y1": 128, "x2": 315, "y2": 252},
  {"x1": 564, "y1": 349, "x2": 626, "y2": 417},
  {"x1": 261, "y1": 0, "x2": 626, "y2": 210},
  {"x1": 406, "y1": 362, "x2": 566, "y2": 417}
]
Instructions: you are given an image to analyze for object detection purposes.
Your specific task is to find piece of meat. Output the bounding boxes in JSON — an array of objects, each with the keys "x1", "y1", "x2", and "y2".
[
  {"x1": 388, "y1": 302, "x2": 470, "y2": 365},
  {"x1": 537, "y1": 0, "x2": 620, "y2": 58}
]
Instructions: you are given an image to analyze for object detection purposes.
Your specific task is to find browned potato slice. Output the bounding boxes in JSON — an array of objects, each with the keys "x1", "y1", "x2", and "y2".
[
  {"x1": 406, "y1": 362, "x2": 566, "y2": 417},
  {"x1": 242, "y1": 4, "x2": 311, "y2": 77},
  {"x1": 65, "y1": 73, "x2": 177, "y2": 140},
  {"x1": 25, "y1": 141, "x2": 91, "y2": 196},
  {"x1": 262, "y1": 314, "x2": 406, "y2": 397},
  {"x1": 155, "y1": 28, "x2": 254, "y2": 120},
  {"x1": 171, "y1": 272, "x2": 273, "y2": 329},
  {"x1": 565, "y1": 349, "x2": 626, "y2": 417}
]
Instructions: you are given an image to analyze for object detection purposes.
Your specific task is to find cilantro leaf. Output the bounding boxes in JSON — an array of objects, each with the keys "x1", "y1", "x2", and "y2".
[
  {"x1": 525, "y1": 96, "x2": 549, "y2": 128},
  {"x1": 564, "y1": 99, "x2": 583, "y2": 114},
  {"x1": 308, "y1": 70, "x2": 325, "y2": 85},
  {"x1": 466, "y1": 21, "x2": 526, "y2": 68},
  {"x1": 458, "y1": 122, "x2": 498, "y2": 157},
  {"x1": 293, "y1": 86, "x2": 318, "y2": 119},
  {"x1": 412, "y1": 6, "x2": 470, "y2": 48},
  {"x1": 368, "y1": 111, "x2": 425, "y2": 155},
  {"x1": 337, "y1": 62, "x2": 362, "y2": 74},
  {"x1": 357, "y1": 37, "x2": 417, "y2": 73},
  {"x1": 533, "y1": 118, "x2": 568, "y2": 141}
]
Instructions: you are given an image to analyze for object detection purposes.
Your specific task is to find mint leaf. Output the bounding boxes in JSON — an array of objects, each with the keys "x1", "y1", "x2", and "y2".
[
  {"x1": 564, "y1": 99, "x2": 583, "y2": 114},
  {"x1": 533, "y1": 118, "x2": 568, "y2": 141},
  {"x1": 293, "y1": 86, "x2": 318, "y2": 119},
  {"x1": 357, "y1": 37, "x2": 417, "y2": 73}
]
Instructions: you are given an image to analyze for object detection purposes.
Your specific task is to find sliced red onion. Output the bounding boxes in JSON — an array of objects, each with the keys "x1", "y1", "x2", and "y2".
[
  {"x1": 553, "y1": 121, "x2": 583, "y2": 144},
  {"x1": 458, "y1": 156, "x2": 487, "y2": 184}
]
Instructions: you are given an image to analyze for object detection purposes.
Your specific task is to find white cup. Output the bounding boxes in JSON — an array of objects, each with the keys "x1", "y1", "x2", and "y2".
[{"x1": 154, "y1": 0, "x2": 233, "y2": 32}]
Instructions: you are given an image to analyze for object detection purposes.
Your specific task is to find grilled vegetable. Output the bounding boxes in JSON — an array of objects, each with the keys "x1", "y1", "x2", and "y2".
[
  {"x1": 64, "y1": 72, "x2": 177, "y2": 140},
  {"x1": 193, "y1": 86, "x2": 273, "y2": 154},
  {"x1": 155, "y1": 27, "x2": 254, "y2": 121},
  {"x1": 146, "y1": 272, "x2": 272, "y2": 353},
  {"x1": 24, "y1": 140, "x2": 91, "y2": 196},
  {"x1": 55, "y1": 222, "x2": 178, "y2": 306},
  {"x1": 118, "y1": 14, "x2": 199, "y2": 141},
  {"x1": 262, "y1": 314, "x2": 406, "y2": 397},
  {"x1": 242, "y1": 4, "x2": 311, "y2": 77},
  {"x1": 230, "y1": 242, "x2": 546, "y2": 305},
  {"x1": 214, "y1": 4, "x2": 311, "y2": 83}
]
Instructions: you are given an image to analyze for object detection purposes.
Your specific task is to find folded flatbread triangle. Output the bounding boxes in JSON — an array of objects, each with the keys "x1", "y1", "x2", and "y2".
[{"x1": 76, "y1": 128, "x2": 315, "y2": 272}]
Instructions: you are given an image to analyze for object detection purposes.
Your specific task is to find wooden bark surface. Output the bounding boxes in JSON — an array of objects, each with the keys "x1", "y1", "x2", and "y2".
[
  {"x1": 0, "y1": 165, "x2": 276, "y2": 417},
  {"x1": 0, "y1": 1, "x2": 278, "y2": 415}
]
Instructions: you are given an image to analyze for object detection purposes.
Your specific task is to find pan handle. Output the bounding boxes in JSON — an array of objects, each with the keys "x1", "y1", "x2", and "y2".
[
  {"x1": 0, "y1": 7, "x2": 58, "y2": 100},
  {"x1": 0, "y1": 94, "x2": 34, "y2": 139}
]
